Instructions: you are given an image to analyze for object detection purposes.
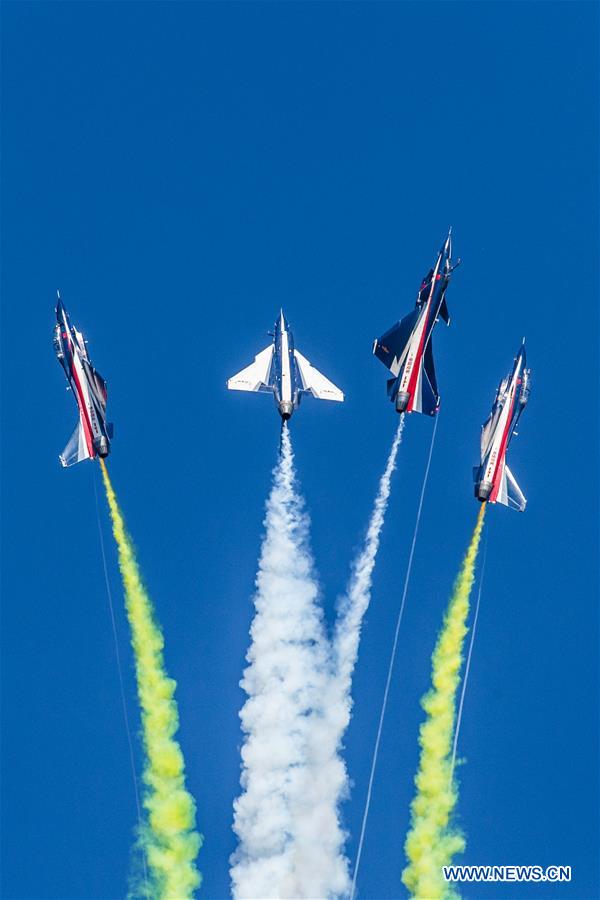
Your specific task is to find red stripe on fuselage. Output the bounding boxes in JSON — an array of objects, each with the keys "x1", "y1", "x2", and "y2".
[
  {"x1": 405, "y1": 261, "x2": 442, "y2": 413},
  {"x1": 406, "y1": 307, "x2": 430, "y2": 412},
  {"x1": 69, "y1": 349, "x2": 96, "y2": 459},
  {"x1": 489, "y1": 390, "x2": 517, "y2": 502}
]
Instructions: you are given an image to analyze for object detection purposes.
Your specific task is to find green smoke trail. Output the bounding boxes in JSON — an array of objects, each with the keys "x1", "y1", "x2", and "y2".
[
  {"x1": 100, "y1": 460, "x2": 202, "y2": 899},
  {"x1": 402, "y1": 504, "x2": 487, "y2": 900}
]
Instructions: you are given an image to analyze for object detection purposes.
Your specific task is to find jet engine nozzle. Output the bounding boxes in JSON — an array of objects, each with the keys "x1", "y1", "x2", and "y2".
[
  {"x1": 395, "y1": 391, "x2": 410, "y2": 413},
  {"x1": 475, "y1": 480, "x2": 493, "y2": 502},
  {"x1": 94, "y1": 436, "x2": 110, "y2": 458},
  {"x1": 278, "y1": 401, "x2": 293, "y2": 420}
]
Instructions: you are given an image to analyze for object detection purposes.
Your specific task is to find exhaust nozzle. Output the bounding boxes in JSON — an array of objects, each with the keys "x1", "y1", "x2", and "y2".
[
  {"x1": 395, "y1": 391, "x2": 410, "y2": 413},
  {"x1": 94, "y1": 436, "x2": 110, "y2": 458},
  {"x1": 475, "y1": 480, "x2": 493, "y2": 502},
  {"x1": 278, "y1": 401, "x2": 293, "y2": 420}
]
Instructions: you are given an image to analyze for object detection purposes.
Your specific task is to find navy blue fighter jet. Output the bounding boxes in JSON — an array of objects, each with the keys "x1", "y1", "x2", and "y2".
[{"x1": 373, "y1": 230, "x2": 459, "y2": 415}]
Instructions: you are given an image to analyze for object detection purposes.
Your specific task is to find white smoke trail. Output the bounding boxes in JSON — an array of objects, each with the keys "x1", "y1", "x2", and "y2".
[
  {"x1": 334, "y1": 415, "x2": 405, "y2": 693},
  {"x1": 351, "y1": 416, "x2": 438, "y2": 899},
  {"x1": 285, "y1": 417, "x2": 405, "y2": 899},
  {"x1": 231, "y1": 425, "x2": 347, "y2": 900},
  {"x1": 232, "y1": 419, "x2": 405, "y2": 899}
]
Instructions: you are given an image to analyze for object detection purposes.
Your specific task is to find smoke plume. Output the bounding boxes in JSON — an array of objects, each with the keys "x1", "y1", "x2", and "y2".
[
  {"x1": 334, "y1": 415, "x2": 405, "y2": 713},
  {"x1": 292, "y1": 416, "x2": 405, "y2": 896},
  {"x1": 100, "y1": 460, "x2": 202, "y2": 899},
  {"x1": 231, "y1": 425, "x2": 349, "y2": 900},
  {"x1": 402, "y1": 504, "x2": 487, "y2": 900}
]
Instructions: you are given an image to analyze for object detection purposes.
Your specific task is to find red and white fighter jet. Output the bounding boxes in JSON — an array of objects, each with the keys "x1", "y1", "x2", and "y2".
[
  {"x1": 54, "y1": 293, "x2": 113, "y2": 467},
  {"x1": 474, "y1": 341, "x2": 530, "y2": 510}
]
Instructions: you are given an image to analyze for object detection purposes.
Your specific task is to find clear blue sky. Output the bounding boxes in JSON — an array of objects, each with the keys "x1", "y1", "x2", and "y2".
[{"x1": 2, "y1": 3, "x2": 598, "y2": 898}]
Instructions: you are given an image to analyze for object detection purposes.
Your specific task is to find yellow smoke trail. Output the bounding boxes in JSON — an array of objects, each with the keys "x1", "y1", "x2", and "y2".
[
  {"x1": 402, "y1": 503, "x2": 487, "y2": 900},
  {"x1": 99, "y1": 460, "x2": 202, "y2": 899}
]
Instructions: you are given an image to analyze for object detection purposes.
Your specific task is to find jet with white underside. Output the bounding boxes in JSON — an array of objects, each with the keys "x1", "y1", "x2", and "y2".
[
  {"x1": 473, "y1": 342, "x2": 530, "y2": 511},
  {"x1": 54, "y1": 294, "x2": 113, "y2": 467},
  {"x1": 227, "y1": 311, "x2": 344, "y2": 419},
  {"x1": 373, "y1": 230, "x2": 458, "y2": 415}
]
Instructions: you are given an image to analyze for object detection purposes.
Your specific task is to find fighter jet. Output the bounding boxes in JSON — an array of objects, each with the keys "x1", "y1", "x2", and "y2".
[
  {"x1": 227, "y1": 310, "x2": 344, "y2": 420},
  {"x1": 54, "y1": 293, "x2": 113, "y2": 466},
  {"x1": 373, "y1": 230, "x2": 459, "y2": 415},
  {"x1": 473, "y1": 341, "x2": 530, "y2": 510}
]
